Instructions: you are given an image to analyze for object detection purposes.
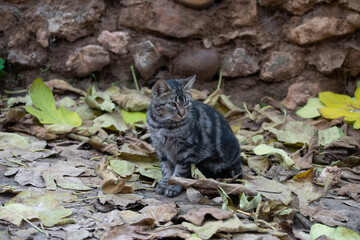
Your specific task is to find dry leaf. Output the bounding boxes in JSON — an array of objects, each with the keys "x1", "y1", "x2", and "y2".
[{"x1": 179, "y1": 207, "x2": 233, "y2": 226}]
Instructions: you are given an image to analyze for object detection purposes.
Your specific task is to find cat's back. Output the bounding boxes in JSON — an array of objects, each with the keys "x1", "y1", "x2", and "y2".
[{"x1": 190, "y1": 100, "x2": 235, "y2": 141}]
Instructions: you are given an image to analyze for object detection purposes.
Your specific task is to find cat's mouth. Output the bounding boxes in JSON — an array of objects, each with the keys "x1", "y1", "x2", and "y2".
[{"x1": 173, "y1": 114, "x2": 186, "y2": 121}]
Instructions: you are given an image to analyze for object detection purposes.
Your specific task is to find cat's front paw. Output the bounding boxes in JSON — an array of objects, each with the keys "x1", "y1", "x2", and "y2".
[
  {"x1": 164, "y1": 185, "x2": 182, "y2": 197},
  {"x1": 155, "y1": 182, "x2": 167, "y2": 195}
]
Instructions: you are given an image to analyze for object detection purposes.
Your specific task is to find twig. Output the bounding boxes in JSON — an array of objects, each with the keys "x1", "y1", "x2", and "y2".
[
  {"x1": 84, "y1": 214, "x2": 102, "y2": 222},
  {"x1": 130, "y1": 65, "x2": 140, "y2": 93},
  {"x1": 217, "y1": 69, "x2": 223, "y2": 90},
  {"x1": 256, "y1": 219, "x2": 278, "y2": 232},
  {"x1": 4, "y1": 89, "x2": 28, "y2": 94},
  {"x1": 0, "y1": 206, "x2": 48, "y2": 236},
  {"x1": 73, "y1": 195, "x2": 107, "y2": 202},
  {"x1": 243, "y1": 102, "x2": 252, "y2": 119},
  {"x1": 5, "y1": 157, "x2": 28, "y2": 168},
  {"x1": 236, "y1": 209, "x2": 251, "y2": 216}
]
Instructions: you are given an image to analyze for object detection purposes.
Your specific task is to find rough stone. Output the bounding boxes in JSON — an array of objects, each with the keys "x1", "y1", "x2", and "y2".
[
  {"x1": 133, "y1": 41, "x2": 163, "y2": 81},
  {"x1": 285, "y1": 13, "x2": 360, "y2": 45},
  {"x1": 260, "y1": 49, "x2": 305, "y2": 82},
  {"x1": 175, "y1": 0, "x2": 215, "y2": 9},
  {"x1": 229, "y1": 0, "x2": 258, "y2": 27},
  {"x1": 97, "y1": 31, "x2": 130, "y2": 55},
  {"x1": 340, "y1": 0, "x2": 360, "y2": 13},
  {"x1": 282, "y1": 71, "x2": 342, "y2": 110},
  {"x1": 7, "y1": 49, "x2": 46, "y2": 68},
  {"x1": 345, "y1": 49, "x2": 360, "y2": 77},
  {"x1": 32, "y1": 0, "x2": 105, "y2": 47},
  {"x1": 307, "y1": 46, "x2": 348, "y2": 74},
  {"x1": 171, "y1": 49, "x2": 220, "y2": 81},
  {"x1": 0, "y1": 6, "x2": 19, "y2": 32},
  {"x1": 66, "y1": 45, "x2": 110, "y2": 78},
  {"x1": 259, "y1": 0, "x2": 326, "y2": 15},
  {"x1": 222, "y1": 48, "x2": 260, "y2": 77},
  {"x1": 282, "y1": 0, "x2": 326, "y2": 16},
  {"x1": 118, "y1": 0, "x2": 209, "y2": 38}
]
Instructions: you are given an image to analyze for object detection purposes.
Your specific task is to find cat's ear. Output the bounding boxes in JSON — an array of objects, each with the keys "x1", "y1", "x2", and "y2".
[
  {"x1": 153, "y1": 79, "x2": 170, "y2": 97},
  {"x1": 183, "y1": 75, "x2": 196, "y2": 91}
]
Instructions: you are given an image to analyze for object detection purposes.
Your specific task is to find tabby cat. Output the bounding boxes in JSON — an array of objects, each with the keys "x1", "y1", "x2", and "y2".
[{"x1": 146, "y1": 76, "x2": 242, "y2": 197}]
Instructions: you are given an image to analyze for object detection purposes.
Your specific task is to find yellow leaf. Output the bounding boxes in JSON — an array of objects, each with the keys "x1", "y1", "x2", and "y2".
[
  {"x1": 319, "y1": 92, "x2": 352, "y2": 108},
  {"x1": 318, "y1": 88, "x2": 360, "y2": 129}
]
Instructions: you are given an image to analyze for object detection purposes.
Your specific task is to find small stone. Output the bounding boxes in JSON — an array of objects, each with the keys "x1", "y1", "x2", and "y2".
[
  {"x1": 97, "y1": 30, "x2": 130, "y2": 55},
  {"x1": 133, "y1": 41, "x2": 163, "y2": 81},
  {"x1": 340, "y1": 0, "x2": 360, "y2": 13},
  {"x1": 66, "y1": 45, "x2": 110, "y2": 78},
  {"x1": 260, "y1": 50, "x2": 305, "y2": 82},
  {"x1": 175, "y1": 0, "x2": 215, "y2": 9},
  {"x1": 222, "y1": 48, "x2": 260, "y2": 78},
  {"x1": 171, "y1": 49, "x2": 220, "y2": 81},
  {"x1": 307, "y1": 46, "x2": 348, "y2": 75},
  {"x1": 230, "y1": 0, "x2": 258, "y2": 27},
  {"x1": 7, "y1": 49, "x2": 46, "y2": 67},
  {"x1": 345, "y1": 49, "x2": 360, "y2": 77}
]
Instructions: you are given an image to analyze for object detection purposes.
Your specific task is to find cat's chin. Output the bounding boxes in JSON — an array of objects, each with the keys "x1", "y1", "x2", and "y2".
[{"x1": 172, "y1": 115, "x2": 186, "y2": 122}]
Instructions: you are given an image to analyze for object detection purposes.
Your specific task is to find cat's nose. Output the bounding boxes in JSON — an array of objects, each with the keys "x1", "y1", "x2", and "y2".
[{"x1": 178, "y1": 108, "x2": 185, "y2": 118}]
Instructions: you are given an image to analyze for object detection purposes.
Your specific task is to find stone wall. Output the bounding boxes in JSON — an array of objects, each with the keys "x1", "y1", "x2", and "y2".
[{"x1": 1, "y1": 0, "x2": 360, "y2": 108}]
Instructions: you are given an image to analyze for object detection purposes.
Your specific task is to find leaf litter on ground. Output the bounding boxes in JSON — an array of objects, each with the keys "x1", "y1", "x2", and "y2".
[{"x1": 0, "y1": 77, "x2": 360, "y2": 239}]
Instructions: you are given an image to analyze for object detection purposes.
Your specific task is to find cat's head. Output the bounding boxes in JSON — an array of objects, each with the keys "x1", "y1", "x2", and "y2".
[{"x1": 151, "y1": 75, "x2": 195, "y2": 122}]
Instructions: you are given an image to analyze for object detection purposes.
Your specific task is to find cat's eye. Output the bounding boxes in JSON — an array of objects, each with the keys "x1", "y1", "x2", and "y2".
[
  {"x1": 184, "y1": 99, "x2": 190, "y2": 106},
  {"x1": 168, "y1": 102, "x2": 177, "y2": 107}
]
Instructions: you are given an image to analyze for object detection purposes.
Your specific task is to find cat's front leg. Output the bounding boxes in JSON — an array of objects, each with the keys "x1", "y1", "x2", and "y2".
[
  {"x1": 156, "y1": 157, "x2": 174, "y2": 195},
  {"x1": 164, "y1": 163, "x2": 191, "y2": 197}
]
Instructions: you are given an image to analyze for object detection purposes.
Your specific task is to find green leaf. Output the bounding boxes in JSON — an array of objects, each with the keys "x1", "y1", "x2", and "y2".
[
  {"x1": 253, "y1": 144, "x2": 294, "y2": 170},
  {"x1": 138, "y1": 166, "x2": 162, "y2": 182},
  {"x1": 1, "y1": 191, "x2": 74, "y2": 227},
  {"x1": 264, "y1": 121, "x2": 316, "y2": 145},
  {"x1": 85, "y1": 86, "x2": 115, "y2": 112},
  {"x1": 90, "y1": 108, "x2": 128, "y2": 133},
  {"x1": 310, "y1": 223, "x2": 360, "y2": 240},
  {"x1": 296, "y1": 98, "x2": 324, "y2": 119},
  {"x1": 25, "y1": 78, "x2": 82, "y2": 127},
  {"x1": 217, "y1": 186, "x2": 236, "y2": 212},
  {"x1": 318, "y1": 126, "x2": 343, "y2": 146},
  {"x1": 109, "y1": 159, "x2": 136, "y2": 177},
  {"x1": 239, "y1": 192, "x2": 262, "y2": 212},
  {"x1": 121, "y1": 109, "x2": 147, "y2": 124},
  {"x1": 0, "y1": 132, "x2": 47, "y2": 150}
]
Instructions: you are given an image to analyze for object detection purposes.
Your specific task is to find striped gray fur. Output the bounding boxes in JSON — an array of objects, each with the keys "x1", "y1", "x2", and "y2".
[{"x1": 146, "y1": 76, "x2": 242, "y2": 197}]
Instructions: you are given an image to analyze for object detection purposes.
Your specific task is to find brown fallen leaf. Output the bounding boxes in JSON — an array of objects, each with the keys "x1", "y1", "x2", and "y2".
[
  {"x1": 324, "y1": 136, "x2": 360, "y2": 162},
  {"x1": 118, "y1": 210, "x2": 156, "y2": 227},
  {"x1": 191, "y1": 89, "x2": 208, "y2": 101},
  {"x1": 99, "y1": 194, "x2": 144, "y2": 209},
  {"x1": 101, "y1": 223, "x2": 191, "y2": 240},
  {"x1": 182, "y1": 214, "x2": 267, "y2": 240},
  {"x1": 96, "y1": 157, "x2": 129, "y2": 194},
  {"x1": 168, "y1": 177, "x2": 258, "y2": 196},
  {"x1": 89, "y1": 135, "x2": 119, "y2": 155},
  {"x1": 139, "y1": 202, "x2": 179, "y2": 225},
  {"x1": 179, "y1": 207, "x2": 234, "y2": 226},
  {"x1": 299, "y1": 202, "x2": 349, "y2": 227},
  {"x1": 45, "y1": 79, "x2": 86, "y2": 96},
  {"x1": 186, "y1": 187, "x2": 214, "y2": 205},
  {"x1": 336, "y1": 184, "x2": 360, "y2": 202},
  {"x1": 341, "y1": 166, "x2": 360, "y2": 182}
]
